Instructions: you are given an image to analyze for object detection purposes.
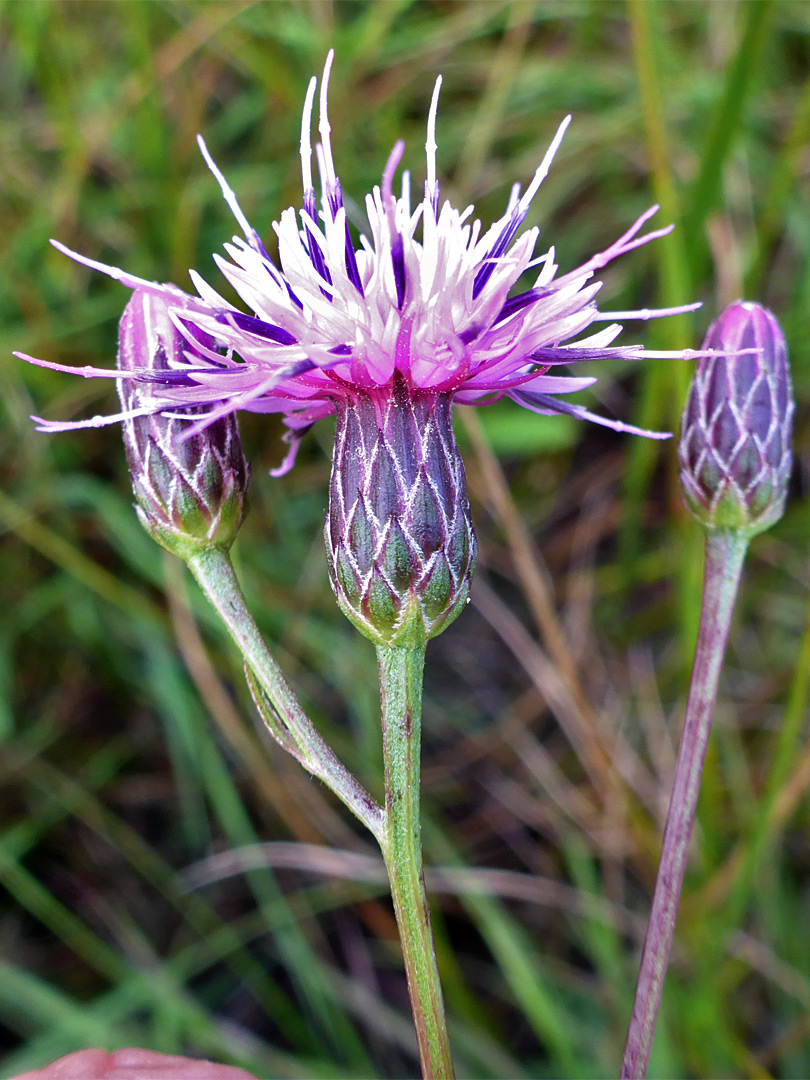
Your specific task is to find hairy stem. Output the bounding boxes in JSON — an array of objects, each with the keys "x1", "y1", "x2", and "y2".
[
  {"x1": 188, "y1": 546, "x2": 384, "y2": 840},
  {"x1": 377, "y1": 642, "x2": 455, "y2": 1079},
  {"x1": 621, "y1": 530, "x2": 748, "y2": 1079}
]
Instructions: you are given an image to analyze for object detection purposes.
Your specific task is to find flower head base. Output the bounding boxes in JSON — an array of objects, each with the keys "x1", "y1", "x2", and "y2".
[
  {"x1": 678, "y1": 301, "x2": 793, "y2": 536},
  {"x1": 327, "y1": 376, "x2": 475, "y2": 645},
  {"x1": 116, "y1": 290, "x2": 250, "y2": 559}
]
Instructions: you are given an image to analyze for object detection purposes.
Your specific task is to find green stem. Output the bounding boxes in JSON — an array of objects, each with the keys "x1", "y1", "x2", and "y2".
[
  {"x1": 377, "y1": 642, "x2": 455, "y2": 1080},
  {"x1": 187, "y1": 546, "x2": 384, "y2": 840},
  {"x1": 621, "y1": 530, "x2": 748, "y2": 1079}
]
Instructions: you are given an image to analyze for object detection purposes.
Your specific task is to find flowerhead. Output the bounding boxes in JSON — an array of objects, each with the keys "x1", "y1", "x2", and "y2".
[
  {"x1": 19, "y1": 52, "x2": 710, "y2": 643},
  {"x1": 116, "y1": 289, "x2": 250, "y2": 560},
  {"x1": 21, "y1": 50, "x2": 703, "y2": 472},
  {"x1": 679, "y1": 300, "x2": 793, "y2": 536}
]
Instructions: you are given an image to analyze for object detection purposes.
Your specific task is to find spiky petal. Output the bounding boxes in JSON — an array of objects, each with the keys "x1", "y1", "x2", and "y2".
[
  {"x1": 326, "y1": 375, "x2": 476, "y2": 645},
  {"x1": 117, "y1": 290, "x2": 250, "y2": 559},
  {"x1": 22, "y1": 51, "x2": 709, "y2": 461},
  {"x1": 678, "y1": 301, "x2": 793, "y2": 535}
]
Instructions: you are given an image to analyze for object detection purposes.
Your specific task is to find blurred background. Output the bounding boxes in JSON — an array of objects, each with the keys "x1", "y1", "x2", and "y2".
[{"x1": 1, "y1": 1, "x2": 808, "y2": 1076}]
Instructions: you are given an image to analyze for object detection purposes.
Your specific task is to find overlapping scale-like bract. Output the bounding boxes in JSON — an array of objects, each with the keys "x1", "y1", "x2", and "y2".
[
  {"x1": 327, "y1": 375, "x2": 476, "y2": 645},
  {"x1": 678, "y1": 301, "x2": 793, "y2": 535},
  {"x1": 118, "y1": 290, "x2": 250, "y2": 559}
]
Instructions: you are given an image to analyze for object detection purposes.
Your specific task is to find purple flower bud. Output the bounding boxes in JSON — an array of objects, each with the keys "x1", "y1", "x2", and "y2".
[
  {"x1": 326, "y1": 375, "x2": 476, "y2": 646},
  {"x1": 678, "y1": 301, "x2": 793, "y2": 535},
  {"x1": 117, "y1": 290, "x2": 250, "y2": 559}
]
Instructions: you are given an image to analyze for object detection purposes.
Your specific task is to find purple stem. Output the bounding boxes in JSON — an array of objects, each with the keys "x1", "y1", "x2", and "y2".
[{"x1": 621, "y1": 530, "x2": 749, "y2": 1079}]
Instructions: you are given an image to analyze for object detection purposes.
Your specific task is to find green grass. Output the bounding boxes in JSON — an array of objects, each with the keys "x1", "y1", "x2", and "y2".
[{"x1": 1, "y1": 1, "x2": 809, "y2": 1076}]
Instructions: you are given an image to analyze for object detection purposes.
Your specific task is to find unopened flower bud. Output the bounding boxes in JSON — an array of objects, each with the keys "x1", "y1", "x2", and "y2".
[
  {"x1": 117, "y1": 290, "x2": 250, "y2": 559},
  {"x1": 326, "y1": 375, "x2": 476, "y2": 647},
  {"x1": 679, "y1": 301, "x2": 793, "y2": 535}
]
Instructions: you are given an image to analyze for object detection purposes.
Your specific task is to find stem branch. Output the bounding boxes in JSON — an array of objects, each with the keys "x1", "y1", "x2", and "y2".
[
  {"x1": 621, "y1": 530, "x2": 748, "y2": 1079},
  {"x1": 188, "y1": 547, "x2": 384, "y2": 840}
]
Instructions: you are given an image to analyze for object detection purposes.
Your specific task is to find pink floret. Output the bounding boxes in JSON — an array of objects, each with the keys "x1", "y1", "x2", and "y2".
[{"x1": 21, "y1": 51, "x2": 710, "y2": 468}]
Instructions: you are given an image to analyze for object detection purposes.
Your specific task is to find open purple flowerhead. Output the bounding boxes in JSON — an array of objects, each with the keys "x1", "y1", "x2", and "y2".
[
  {"x1": 679, "y1": 301, "x2": 793, "y2": 536},
  {"x1": 20, "y1": 51, "x2": 706, "y2": 642}
]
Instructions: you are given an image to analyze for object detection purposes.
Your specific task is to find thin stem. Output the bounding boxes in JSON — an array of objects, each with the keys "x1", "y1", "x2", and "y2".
[
  {"x1": 187, "y1": 546, "x2": 384, "y2": 840},
  {"x1": 377, "y1": 642, "x2": 455, "y2": 1080},
  {"x1": 621, "y1": 530, "x2": 749, "y2": 1079}
]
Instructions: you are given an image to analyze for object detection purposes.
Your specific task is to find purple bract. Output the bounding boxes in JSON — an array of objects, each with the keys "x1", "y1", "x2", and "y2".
[
  {"x1": 327, "y1": 375, "x2": 476, "y2": 644},
  {"x1": 679, "y1": 300, "x2": 793, "y2": 534},
  {"x1": 117, "y1": 289, "x2": 250, "y2": 559}
]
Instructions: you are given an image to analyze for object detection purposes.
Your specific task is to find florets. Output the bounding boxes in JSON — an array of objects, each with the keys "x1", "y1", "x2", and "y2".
[{"x1": 21, "y1": 51, "x2": 705, "y2": 469}]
